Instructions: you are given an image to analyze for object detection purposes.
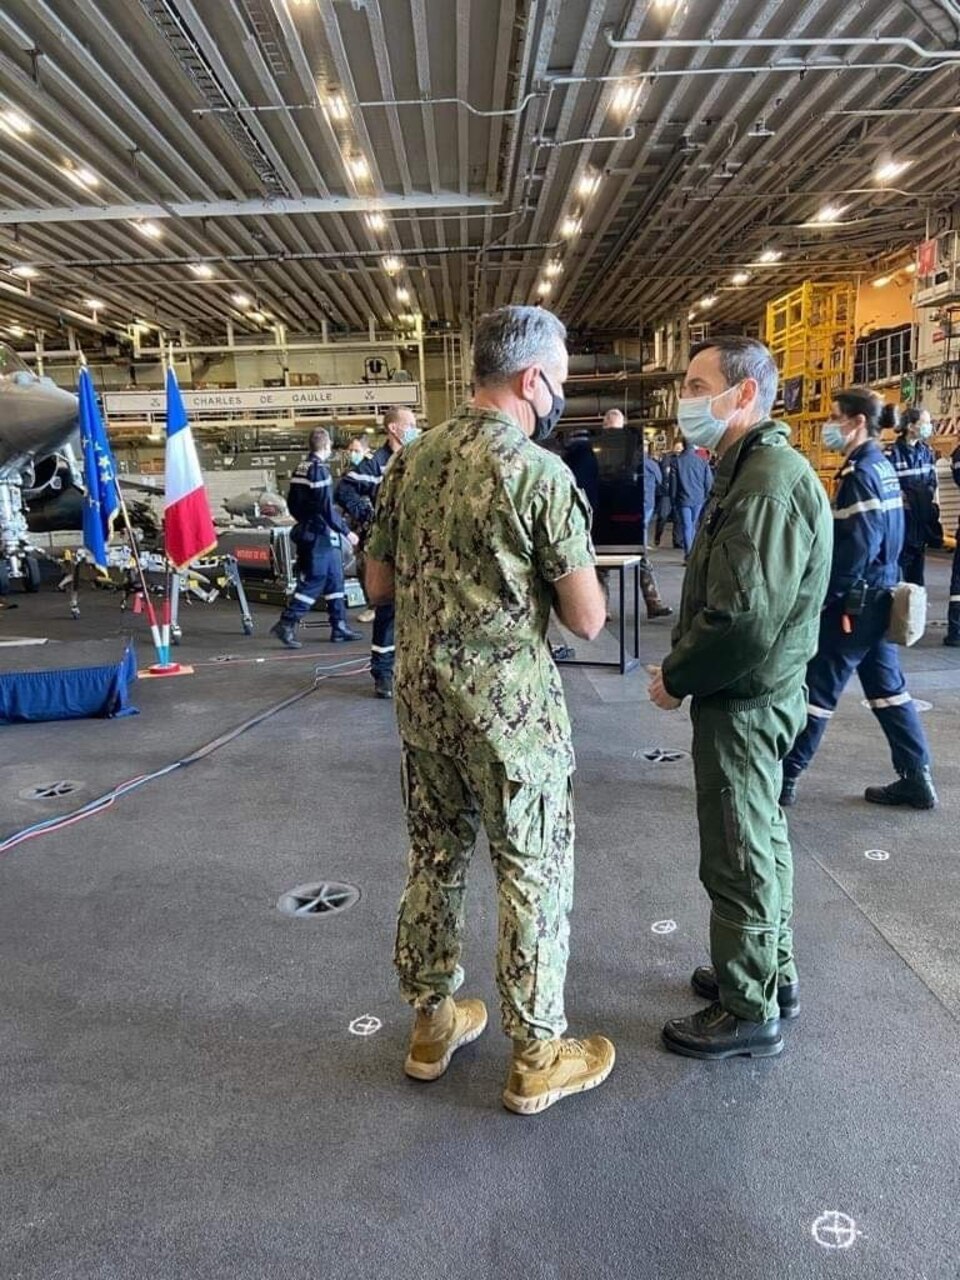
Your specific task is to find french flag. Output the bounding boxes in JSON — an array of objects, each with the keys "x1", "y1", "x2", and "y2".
[{"x1": 163, "y1": 367, "x2": 217, "y2": 569}]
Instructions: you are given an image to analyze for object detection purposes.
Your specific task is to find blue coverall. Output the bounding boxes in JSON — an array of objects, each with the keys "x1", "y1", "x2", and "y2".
[
  {"x1": 783, "y1": 439, "x2": 930, "y2": 782},
  {"x1": 338, "y1": 445, "x2": 396, "y2": 681},
  {"x1": 885, "y1": 435, "x2": 938, "y2": 586},
  {"x1": 670, "y1": 444, "x2": 714, "y2": 556},
  {"x1": 948, "y1": 444, "x2": 960, "y2": 643},
  {"x1": 279, "y1": 454, "x2": 352, "y2": 632},
  {"x1": 643, "y1": 454, "x2": 662, "y2": 540}
]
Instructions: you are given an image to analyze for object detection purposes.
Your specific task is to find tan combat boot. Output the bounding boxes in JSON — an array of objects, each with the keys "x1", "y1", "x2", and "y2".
[
  {"x1": 404, "y1": 996, "x2": 488, "y2": 1081},
  {"x1": 502, "y1": 1034, "x2": 616, "y2": 1115}
]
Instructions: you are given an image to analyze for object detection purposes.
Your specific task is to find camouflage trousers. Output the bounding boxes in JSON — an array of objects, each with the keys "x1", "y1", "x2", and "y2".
[{"x1": 395, "y1": 744, "x2": 575, "y2": 1041}]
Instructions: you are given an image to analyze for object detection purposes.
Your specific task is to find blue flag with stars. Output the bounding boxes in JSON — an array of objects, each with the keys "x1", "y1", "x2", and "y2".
[{"x1": 78, "y1": 366, "x2": 120, "y2": 569}]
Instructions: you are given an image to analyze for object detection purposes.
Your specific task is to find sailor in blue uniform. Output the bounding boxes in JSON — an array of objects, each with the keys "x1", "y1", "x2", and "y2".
[
  {"x1": 782, "y1": 388, "x2": 937, "y2": 810},
  {"x1": 885, "y1": 407, "x2": 939, "y2": 586},
  {"x1": 270, "y1": 427, "x2": 361, "y2": 648}
]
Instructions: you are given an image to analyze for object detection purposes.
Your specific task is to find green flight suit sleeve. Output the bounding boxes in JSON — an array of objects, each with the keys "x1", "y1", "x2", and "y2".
[{"x1": 661, "y1": 493, "x2": 815, "y2": 699}]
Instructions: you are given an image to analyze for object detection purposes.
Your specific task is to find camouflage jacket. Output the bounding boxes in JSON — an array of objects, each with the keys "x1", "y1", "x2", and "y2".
[{"x1": 366, "y1": 405, "x2": 595, "y2": 779}]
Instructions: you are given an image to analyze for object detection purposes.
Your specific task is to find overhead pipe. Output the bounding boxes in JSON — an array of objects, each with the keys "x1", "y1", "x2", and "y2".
[
  {"x1": 193, "y1": 93, "x2": 547, "y2": 120},
  {"x1": 539, "y1": 126, "x2": 636, "y2": 149},
  {"x1": 603, "y1": 29, "x2": 960, "y2": 60},
  {"x1": 567, "y1": 354, "x2": 646, "y2": 375},
  {"x1": 0, "y1": 193, "x2": 499, "y2": 228},
  {"x1": 40, "y1": 241, "x2": 562, "y2": 271},
  {"x1": 549, "y1": 58, "x2": 956, "y2": 89}
]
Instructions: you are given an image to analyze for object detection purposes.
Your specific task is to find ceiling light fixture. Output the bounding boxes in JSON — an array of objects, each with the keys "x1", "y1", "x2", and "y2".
[
  {"x1": 10, "y1": 265, "x2": 38, "y2": 279},
  {"x1": 64, "y1": 164, "x2": 100, "y2": 189},
  {"x1": 874, "y1": 158, "x2": 911, "y2": 184},
  {"x1": 904, "y1": 261, "x2": 917, "y2": 275},
  {"x1": 325, "y1": 92, "x2": 349, "y2": 121},
  {"x1": 561, "y1": 214, "x2": 582, "y2": 239},
  {"x1": 610, "y1": 81, "x2": 644, "y2": 119},
  {"x1": 731, "y1": 271, "x2": 751, "y2": 286},
  {"x1": 84, "y1": 298, "x2": 105, "y2": 311},
  {"x1": 699, "y1": 295, "x2": 717, "y2": 309},
  {"x1": 365, "y1": 212, "x2": 386, "y2": 233},
  {"x1": 746, "y1": 118, "x2": 775, "y2": 138},
  {"x1": 0, "y1": 108, "x2": 31, "y2": 135},
  {"x1": 872, "y1": 275, "x2": 891, "y2": 288},
  {"x1": 189, "y1": 262, "x2": 214, "y2": 278},
  {"x1": 231, "y1": 293, "x2": 252, "y2": 308},
  {"x1": 812, "y1": 203, "x2": 847, "y2": 224},
  {"x1": 382, "y1": 256, "x2": 402, "y2": 275},
  {"x1": 135, "y1": 220, "x2": 164, "y2": 239},
  {"x1": 545, "y1": 259, "x2": 564, "y2": 278},
  {"x1": 347, "y1": 154, "x2": 370, "y2": 181},
  {"x1": 578, "y1": 170, "x2": 602, "y2": 199},
  {"x1": 537, "y1": 281, "x2": 552, "y2": 297},
  {"x1": 9, "y1": 324, "x2": 25, "y2": 337},
  {"x1": 757, "y1": 248, "x2": 782, "y2": 264},
  {"x1": 395, "y1": 287, "x2": 410, "y2": 303},
  {"x1": 248, "y1": 310, "x2": 267, "y2": 323}
]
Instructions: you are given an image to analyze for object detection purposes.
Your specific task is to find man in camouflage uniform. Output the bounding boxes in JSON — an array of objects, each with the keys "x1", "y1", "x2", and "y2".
[{"x1": 365, "y1": 306, "x2": 615, "y2": 1114}]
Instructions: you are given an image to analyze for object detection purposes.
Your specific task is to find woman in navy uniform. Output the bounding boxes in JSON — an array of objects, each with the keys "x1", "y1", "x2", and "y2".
[{"x1": 884, "y1": 406, "x2": 940, "y2": 586}]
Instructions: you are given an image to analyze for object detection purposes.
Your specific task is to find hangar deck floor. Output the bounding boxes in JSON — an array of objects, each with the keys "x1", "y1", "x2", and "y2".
[{"x1": 2, "y1": 549, "x2": 958, "y2": 1280}]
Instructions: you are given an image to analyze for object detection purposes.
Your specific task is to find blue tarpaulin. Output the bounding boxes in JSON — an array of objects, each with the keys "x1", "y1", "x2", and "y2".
[{"x1": 0, "y1": 638, "x2": 139, "y2": 725}]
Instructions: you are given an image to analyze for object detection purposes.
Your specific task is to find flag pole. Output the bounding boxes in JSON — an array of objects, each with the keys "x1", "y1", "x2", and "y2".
[{"x1": 80, "y1": 347, "x2": 165, "y2": 666}]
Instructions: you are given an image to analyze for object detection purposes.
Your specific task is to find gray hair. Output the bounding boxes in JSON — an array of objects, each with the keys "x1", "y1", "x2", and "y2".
[
  {"x1": 690, "y1": 336, "x2": 779, "y2": 417},
  {"x1": 308, "y1": 427, "x2": 331, "y2": 453},
  {"x1": 383, "y1": 405, "x2": 414, "y2": 428},
  {"x1": 473, "y1": 306, "x2": 567, "y2": 386}
]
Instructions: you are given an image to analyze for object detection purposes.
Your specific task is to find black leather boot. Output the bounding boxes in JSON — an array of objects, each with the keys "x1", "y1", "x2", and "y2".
[
  {"x1": 779, "y1": 775, "x2": 799, "y2": 807},
  {"x1": 374, "y1": 676, "x2": 393, "y2": 699},
  {"x1": 662, "y1": 1002, "x2": 783, "y2": 1060},
  {"x1": 270, "y1": 621, "x2": 302, "y2": 649},
  {"x1": 944, "y1": 634, "x2": 960, "y2": 648},
  {"x1": 330, "y1": 623, "x2": 361, "y2": 642},
  {"x1": 691, "y1": 965, "x2": 800, "y2": 1019},
  {"x1": 864, "y1": 766, "x2": 937, "y2": 810}
]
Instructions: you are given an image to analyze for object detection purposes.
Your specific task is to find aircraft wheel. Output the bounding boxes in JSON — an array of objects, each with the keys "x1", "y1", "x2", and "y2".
[{"x1": 23, "y1": 555, "x2": 41, "y2": 593}]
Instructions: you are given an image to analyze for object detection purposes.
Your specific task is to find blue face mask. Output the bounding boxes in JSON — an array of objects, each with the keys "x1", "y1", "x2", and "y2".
[
  {"x1": 822, "y1": 422, "x2": 848, "y2": 452},
  {"x1": 918, "y1": 421, "x2": 933, "y2": 440},
  {"x1": 348, "y1": 449, "x2": 364, "y2": 465},
  {"x1": 401, "y1": 425, "x2": 421, "y2": 447},
  {"x1": 676, "y1": 384, "x2": 741, "y2": 452}
]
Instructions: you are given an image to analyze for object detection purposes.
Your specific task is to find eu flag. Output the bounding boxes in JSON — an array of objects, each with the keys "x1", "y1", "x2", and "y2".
[{"x1": 78, "y1": 366, "x2": 120, "y2": 569}]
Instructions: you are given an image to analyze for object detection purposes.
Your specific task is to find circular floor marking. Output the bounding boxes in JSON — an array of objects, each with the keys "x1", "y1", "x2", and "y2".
[
  {"x1": 349, "y1": 1015, "x2": 382, "y2": 1037},
  {"x1": 19, "y1": 780, "x2": 84, "y2": 801},
  {"x1": 651, "y1": 919, "x2": 678, "y2": 934},
  {"x1": 811, "y1": 1211, "x2": 861, "y2": 1250},
  {"x1": 864, "y1": 849, "x2": 890, "y2": 862},
  {"x1": 276, "y1": 881, "x2": 361, "y2": 919}
]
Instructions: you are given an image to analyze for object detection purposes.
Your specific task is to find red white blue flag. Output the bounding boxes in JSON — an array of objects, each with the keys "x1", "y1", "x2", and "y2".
[{"x1": 163, "y1": 367, "x2": 216, "y2": 569}]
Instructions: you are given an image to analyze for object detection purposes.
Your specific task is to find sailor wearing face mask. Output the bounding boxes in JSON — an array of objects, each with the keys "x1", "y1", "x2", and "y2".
[
  {"x1": 885, "y1": 406, "x2": 940, "y2": 586},
  {"x1": 781, "y1": 388, "x2": 937, "y2": 810},
  {"x1": 270, "y1": 427, "x2": 361, "y2": 648},
  {"x1": 648, "y1": 337, "x2": 832, "y2": 1061}
]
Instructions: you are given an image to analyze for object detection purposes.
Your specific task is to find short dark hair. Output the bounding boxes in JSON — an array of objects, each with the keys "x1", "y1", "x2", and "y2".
[
  {"x1": 835, "y1": 385, "x2": 881, "y2": 434},
  {"x1": 895, "y1": 406, "x2": 923, "y2": 433},
  {"x1": 689, "y1": 336, "x2": 778, "y2": 416}
]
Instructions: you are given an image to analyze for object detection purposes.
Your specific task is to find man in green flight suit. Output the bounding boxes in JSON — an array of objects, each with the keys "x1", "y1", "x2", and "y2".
[
  {"x1": 365, "y1": 305, "x2": 615, "y2": 1114},
  {"x1": 649, "y1": 336, "x2": 832, "y2": 1060}
]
